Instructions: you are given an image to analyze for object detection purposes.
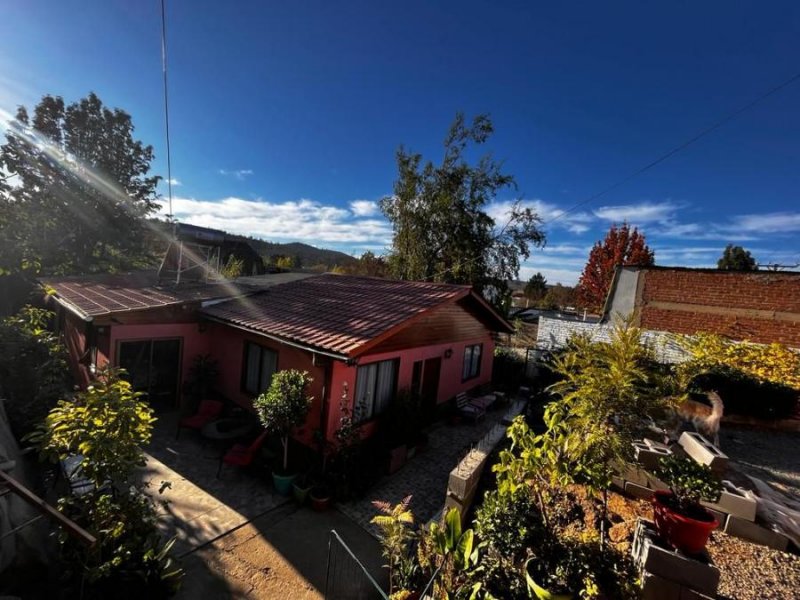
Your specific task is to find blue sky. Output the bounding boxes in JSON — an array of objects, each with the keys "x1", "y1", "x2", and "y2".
[{"x1": 1, "y1": 1, "x2": 799, "y2": 284}]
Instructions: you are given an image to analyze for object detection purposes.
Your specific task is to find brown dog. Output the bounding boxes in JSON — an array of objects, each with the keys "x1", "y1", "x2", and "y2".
[{"x1": 672, "y1": 390, "x2": 724, "y2": 447}]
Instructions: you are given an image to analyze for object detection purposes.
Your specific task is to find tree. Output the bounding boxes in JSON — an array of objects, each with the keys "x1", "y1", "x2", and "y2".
[
  {"x1": 0, "y1": 93, "x2": 159, "y2": 276},
  {"x1": 380, "y1": 113, "x2": 545, "y2": 304},
  {"x1": 717, "y1": 244, "x2": 756, "y2": 271},
  {"x1": 540, "y1": 283, "x2": 577, "y2": 310},
  {"x1": 334, "y1": 251, "x2": 390, "y2": 278},
  {"x1": 524, "y1": 272, "x2": 547, "y2": 302},
  {"x1": 253, "y1": 369, "x2": 313, "y2": 472},
  {"x1": 577, "y1": 223, "x2": 654, "y2": 311}
]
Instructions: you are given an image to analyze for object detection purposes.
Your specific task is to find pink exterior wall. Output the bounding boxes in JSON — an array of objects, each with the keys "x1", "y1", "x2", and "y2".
[
  {"x1": 206, "y1": 322, "x2": 328, "y2": 447},
  {"x1": 325, "y1": 335, "x2": 495, "y2": 442},
  {"x1": 108, "y1": 323, "x2": 211, "y2": 404}
]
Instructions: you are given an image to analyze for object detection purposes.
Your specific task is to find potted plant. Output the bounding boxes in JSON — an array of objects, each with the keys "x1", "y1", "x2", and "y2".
[
  {"x1": 652, "y1": 455, "x2": 723, "y2": 554},
  {"x1": 292, "y1": 472, "x2": 313, "y2": 504},
  {"x1": 310, "y1": 483, "x2": 332, "y2": 511},
  {"x1": 253, "y1": 369, "x2": 313, "y2": 496}
]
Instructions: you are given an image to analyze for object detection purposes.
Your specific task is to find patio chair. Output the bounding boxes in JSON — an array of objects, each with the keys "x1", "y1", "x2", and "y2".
[
  {"x1": 217, "y1": 430, "x2": 269, "y2": 478},
  {"x1": 176, "y1": 399, "x2": 224, "y2": 439},
  {"x1": 455, "y1": 392, "x2": 486, "y2": 423}
]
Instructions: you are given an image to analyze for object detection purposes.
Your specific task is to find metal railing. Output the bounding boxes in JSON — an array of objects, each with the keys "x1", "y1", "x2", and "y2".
[{"x1": 325, "y1": 529, "x2": 388, "y2": 600}]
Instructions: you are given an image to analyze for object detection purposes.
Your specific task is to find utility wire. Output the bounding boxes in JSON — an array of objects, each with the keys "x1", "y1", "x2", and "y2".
[
  {"x1": 160, "y1": 0, "x2": 174, "y2": 220},
  {"x1": 546, "y1": 69, "x2": 800, "y2": 225}
]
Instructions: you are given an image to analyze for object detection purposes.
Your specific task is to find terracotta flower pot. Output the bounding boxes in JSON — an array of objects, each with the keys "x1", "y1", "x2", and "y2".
[
  {"x1": 310, "y1": 486, "x2": 331, "y2": 511},
  {"x1": 652, "y1": 490, "x2": 719, "y2": 554}
]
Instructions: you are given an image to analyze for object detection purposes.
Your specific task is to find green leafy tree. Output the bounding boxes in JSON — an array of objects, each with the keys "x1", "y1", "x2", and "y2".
[
  {"x1": 29, "y1": 367, "x2": 156, "y2": 486},
  {"x1": 539, "y1": 283, "x2": 577, "y2": 310},
  {"x1": 254, "y1": 369, "x2": 313, "y2": 471},
  {"x1": 0, "y1": 92, "x2": 159, "y2": 276},
  {"x1": 717, "y1": 244, "x2": 757, "y2": 271},
  {"x1": 0, "y1": 305, "x2": 69, "y2": 436},
  {"x1": 524, "y1": 272, "x2": 547, "y2": 302},
  {"x1": 577, "y1": 223, "x2": 654, "y2": 312},
  {"x1": 380, "y1": 113, "x2": 545, "y2": 304},
  {"x1": 219, "y1": 254, "x2": 244, "y2": 278}
]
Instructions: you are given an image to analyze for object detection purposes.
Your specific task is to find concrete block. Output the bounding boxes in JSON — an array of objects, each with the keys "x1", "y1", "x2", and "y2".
[
  {"x1": 633, "y1": 520, "x2": 720, "y2": 596},
  {"x1": 646, "y1": 473, "x2": 670, "y2": 492},
  {"x1": 611, "y1": 476, "x2": 626, "y2": 493},
  {"x1": 678, "y1": 432, "x2": 729, "y2": 475},
  {"x1": 643, "y1": 437, "x2": 671, "y2": 452},
  {"x1": 701, "y1": 480, "x2": 756, "y2": 522},
  {"x1": 634, "y1": 442, "x2": 672, "y2": 471},
  {"x1": 724, "y1": 515, "x2": 789, "y2": 551},
  {"x1": 617, "y1": 461, "x2": 650, "y2": 486},
  {"x1": 641, "y1": 572, "x2": 681, "y2": 600},
  {"x1": 704, "y1": 508, "x2": 727, "y2": 528},
  {"x1": 625, "y1": 481, "x2": 655, "y2": 500}
]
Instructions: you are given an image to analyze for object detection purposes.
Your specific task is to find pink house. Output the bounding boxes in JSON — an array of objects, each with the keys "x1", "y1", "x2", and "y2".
[{"x1": 42, "y1": 271, "x2": 512, "y2": 449}]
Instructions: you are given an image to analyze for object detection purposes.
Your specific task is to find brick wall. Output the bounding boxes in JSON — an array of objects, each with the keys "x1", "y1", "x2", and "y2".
[{"x1": 639, "y1": 270, "x2": 800, "y2": 347}]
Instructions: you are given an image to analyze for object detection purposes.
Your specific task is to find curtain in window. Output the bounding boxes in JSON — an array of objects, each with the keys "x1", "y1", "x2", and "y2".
[
  {"x1": 470, "y1": 344, "x2": 482, "y2": 378},
  {"x1": 462, "y1": 346, "x2": 473, "y2": 380},
  {"x1": 245, "y1": 343, "x2": 260, "y2": 393},
  {"x1": 355, "y1": 363, "x2": 377, "y2": 421},
  {"x1": 375, "y1": 360, "x2": 397, "y2": 415},
  {"x1": 259, "y1": 349, "x2": 278, "y2": 392}
]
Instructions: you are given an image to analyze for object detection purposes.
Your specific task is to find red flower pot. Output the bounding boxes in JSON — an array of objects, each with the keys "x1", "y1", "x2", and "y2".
[{"x1": 652, "y1": 491, "x2": 719, "y2": 554}]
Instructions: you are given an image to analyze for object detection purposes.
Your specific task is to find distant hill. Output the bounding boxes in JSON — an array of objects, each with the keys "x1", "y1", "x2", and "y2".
[{"x1": 148, "y1": 220, "x2": 357, "y2": 269}]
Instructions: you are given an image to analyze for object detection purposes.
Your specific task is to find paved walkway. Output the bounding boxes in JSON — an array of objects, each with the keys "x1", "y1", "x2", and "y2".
[{"x1": 338, "y1": 408, "x2": 508, "y2": 537}]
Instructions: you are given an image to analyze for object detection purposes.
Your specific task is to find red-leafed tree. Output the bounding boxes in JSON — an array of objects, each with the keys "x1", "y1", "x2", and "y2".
[{"x1": 577, "y1": 223, "x2": 654, "y2": 311}]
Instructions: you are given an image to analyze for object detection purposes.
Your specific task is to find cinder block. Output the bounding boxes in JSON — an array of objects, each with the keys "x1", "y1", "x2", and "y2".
[
  {"x1": 611, "y1": 476, "x2": 626, "y2": 493},
  {"x1": 704, "y1": 508, "x2": 727, "y2": 528},
  {"x1": 625, "y1": 481, "x2": 655, "y2": 500},
  {"x1": 633, "y1": 520, "x2": 720, "y2": 596},
  {"x1": 646, "y1": 473, "x2": 670, "y2": 492},
  {"x1": 617, "y1": 461, "x2": 650, "y2": 486},
  {"x1": 724, "y1": 515, "x2": 789, "y2": 551},
  {"x1": 641, "y1": 572, "x2": 681, "y2": 600},
  {"x1": 643, "y1": 437, "x2": 671, "y2": 452},
  {"x1": 634, "y1": 442, "x2": 672, "y2": 470},
  {"x1": 701, "y1": 481, "x2": 756, "y2": 522},
  {"x1": 678, "y1": 432, "x2": 729, "y2": 475}
]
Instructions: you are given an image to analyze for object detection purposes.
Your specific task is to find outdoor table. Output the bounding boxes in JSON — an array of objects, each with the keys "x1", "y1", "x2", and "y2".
[{"x1": 201, "y1": 417, "x2": 256, "y2": 458}]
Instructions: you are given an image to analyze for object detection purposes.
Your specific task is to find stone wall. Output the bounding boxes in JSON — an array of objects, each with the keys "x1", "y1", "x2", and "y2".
[{"x1": 536, "y1": 316, "x2": 688, "y2": 363}]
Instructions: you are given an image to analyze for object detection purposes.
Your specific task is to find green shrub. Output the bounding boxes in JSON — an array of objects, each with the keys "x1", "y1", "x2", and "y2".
[
  {"x1": 475, "y1": 489, "x2": 542, "y2": 559},
  {"x1": 689, "y1": 368, "x2": 797, "y2": 420},
  {"x1": 656, "y1": 455, "x2": 722, "y2": 513}
]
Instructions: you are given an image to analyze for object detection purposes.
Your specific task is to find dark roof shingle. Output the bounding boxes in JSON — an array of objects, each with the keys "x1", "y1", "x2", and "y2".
[{"x1": 201, "y1": 274, "x2": 475, "y2": 356}]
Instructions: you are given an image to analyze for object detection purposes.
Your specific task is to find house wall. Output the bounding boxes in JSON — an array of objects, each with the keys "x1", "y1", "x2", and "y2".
[
  {"x1": 205, "y1": 322, "x2": 328, "y2": 448},
  {"x1": 107, "y1": 322, "x2": 211, "y2": 403},
  {"x1": 638, "y1": 270, "x2": 800, "y2": 347},
  {"x1": 63, "y1": 312, "x2": 91, "y2": 388},
  {"x1": 326, "y1": 335, "x2": 495, "y2": 441}
]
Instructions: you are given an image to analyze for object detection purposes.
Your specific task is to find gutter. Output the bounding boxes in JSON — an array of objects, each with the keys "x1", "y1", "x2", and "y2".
[{"x1": 201, "y1": 314, "x2": 349, "y2": 362}]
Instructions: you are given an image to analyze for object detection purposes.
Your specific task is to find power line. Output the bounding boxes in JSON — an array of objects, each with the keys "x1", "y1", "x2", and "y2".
[
  {"x1": 546, "y1": 69, "x2": 800, "y2": 225},
  {"x1": 160, "y1": 0, "x2": 174, "y2": 220}
]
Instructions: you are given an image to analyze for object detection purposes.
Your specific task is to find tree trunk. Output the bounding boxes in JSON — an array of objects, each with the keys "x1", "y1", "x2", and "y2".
[{"x1": 282, "y1": 436, "x2": 288, "y2": 471}]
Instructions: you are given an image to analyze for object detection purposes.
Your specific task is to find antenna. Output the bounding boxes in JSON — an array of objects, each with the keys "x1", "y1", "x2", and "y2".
[{"x1": 160, "y1": 0, "x2": 174, "y2": 221}]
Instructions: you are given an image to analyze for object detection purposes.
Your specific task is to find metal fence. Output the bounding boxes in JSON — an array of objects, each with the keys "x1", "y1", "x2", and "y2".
[{"x1": 325, "y1": 529, "x2": 387, "y2": 600}]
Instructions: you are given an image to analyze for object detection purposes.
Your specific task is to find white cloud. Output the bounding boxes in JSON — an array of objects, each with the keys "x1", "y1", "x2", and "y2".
[
  {"x1": 722, "y1": 212, "x2": 800, "y2": 234},
  {"x1": 165, "y1": 178, "x2": 182, "y2": 186},
  {"x1": 487, "y1": 199, "x2": 594, "y2": 235},
  {"x1": 594, "y1": 201, "x2": 678, "y2": 223},
  {"x1": 350, "y1": 199, "x2": 379, "y2": 217},
  {"x1": 218, "y1": 168, "x2": 254, "y2": 180},
  {"x1": 518, "y1": 265, "x2": 581, "y2": 287},
  {"x1": 158, "y1": 196, "x2": 392, "y2": 244}
]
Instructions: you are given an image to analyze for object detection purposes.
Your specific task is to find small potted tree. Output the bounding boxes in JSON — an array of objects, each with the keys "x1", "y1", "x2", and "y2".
[
  {"x1": 652, "y1": 455, "x2": 723, "y2": 554},
  {"x1": 254, "y1": 369, "x2": 313, "y2": 496}
]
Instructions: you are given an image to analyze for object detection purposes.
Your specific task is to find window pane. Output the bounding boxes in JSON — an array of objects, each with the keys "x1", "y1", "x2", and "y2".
[
  {"x1": 374, "y1": 360, "x2": 397, "y2": 416},
  {"x1": 259, "y1": 349, "x2": 278, "y2": 393},
  {"x1": 471, "y1": 344, "x2": 482, "y2": 378},
  {"x1": 354, "y1": 363, "x2": 377, "y2": 421},
  {"x1": 244, "y1": 343, "x2": 260, "y2": 394},
  {"x1": 462, "y1": 346, "x2": 473, "y2": 380}
]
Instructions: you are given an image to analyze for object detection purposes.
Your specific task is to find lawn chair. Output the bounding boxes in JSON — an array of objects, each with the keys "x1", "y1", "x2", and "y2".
[
  {"x1": 217, "y1": 430, "x2": 269, "y2": 478},
  {"x1": 455, "y1": 392, "x2": 486, "y2": 423},
  {"x1": 176, "y1": 399, "x2": 224, "y2": 439}
]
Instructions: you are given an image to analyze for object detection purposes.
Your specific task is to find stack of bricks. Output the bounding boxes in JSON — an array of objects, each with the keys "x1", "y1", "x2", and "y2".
[
  {"x1": 633, "y1": 519, "x2": 720, "y2": 600},
  {"x1": 612, "y1": 438, "x2": 674, "y2": 500}
]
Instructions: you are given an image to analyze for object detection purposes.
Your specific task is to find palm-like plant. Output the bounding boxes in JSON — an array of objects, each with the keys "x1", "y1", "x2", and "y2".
[{"x1": 371, "y1": 495, "x2": 415, "y2": 595}]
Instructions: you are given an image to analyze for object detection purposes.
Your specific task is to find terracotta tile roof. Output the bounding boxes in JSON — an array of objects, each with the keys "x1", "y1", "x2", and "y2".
[
  {"x1": 201, "y1": 274, "x2": 477, "y2": 357},
  {"x1": 40, "y1": 271, "x2": 313, "y2": 319}
]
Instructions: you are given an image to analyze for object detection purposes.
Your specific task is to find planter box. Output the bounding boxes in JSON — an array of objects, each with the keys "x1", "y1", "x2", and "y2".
[
  {"x1": 632, "y1": 519, "x2": 720, "y2": 597},
  {"x1": 448, "y1": 452, "x2": 487, "y2": 500},
  {"x1": 678, "y1": 432, "x2": 728, "y2": 475}
]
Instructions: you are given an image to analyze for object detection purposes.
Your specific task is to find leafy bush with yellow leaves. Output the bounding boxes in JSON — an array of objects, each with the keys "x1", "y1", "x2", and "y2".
[{"x1": 680, "y1": 333, "x2": 800, "y2": 391}]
